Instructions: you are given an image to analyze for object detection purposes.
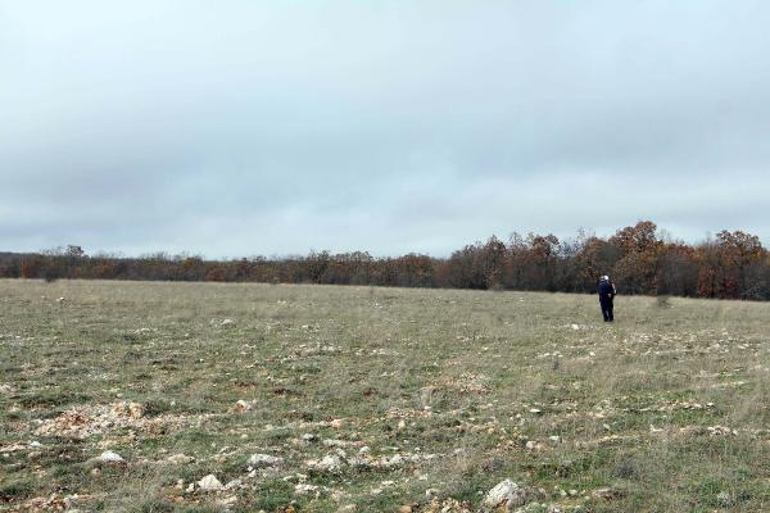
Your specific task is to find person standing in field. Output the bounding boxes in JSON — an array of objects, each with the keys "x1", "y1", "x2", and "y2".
[{"x1": 598, "y1": 275, "x2": 617, "y2": 322}]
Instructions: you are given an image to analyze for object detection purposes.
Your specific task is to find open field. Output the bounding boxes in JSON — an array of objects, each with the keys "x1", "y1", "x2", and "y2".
[{"x1": 2, "y1": 280, "x2": 770, "y2": 512}]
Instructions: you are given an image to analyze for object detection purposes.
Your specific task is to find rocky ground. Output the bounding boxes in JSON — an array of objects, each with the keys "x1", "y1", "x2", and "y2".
[{"x1": 1, "y1": 280, "x2": 770, "y2": 511}]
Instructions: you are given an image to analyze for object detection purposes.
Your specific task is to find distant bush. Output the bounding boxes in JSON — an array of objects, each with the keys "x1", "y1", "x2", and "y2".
[{"x1": 42, "y1": 266, "x2": 62, "y2": 283}]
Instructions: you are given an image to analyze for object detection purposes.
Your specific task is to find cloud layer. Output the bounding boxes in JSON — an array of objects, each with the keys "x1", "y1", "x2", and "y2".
[{"x1": 2, "y1": 1, "x2": 769, "y2": 257}]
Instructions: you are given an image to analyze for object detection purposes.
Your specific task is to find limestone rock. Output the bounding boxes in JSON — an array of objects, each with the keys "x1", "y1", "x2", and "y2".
[
  {"x1": 483, "y1": 479, "x2": 530, "y2": 511},
  {"x1": 98, "y1": 451, "x2": 125, "y2": 465},
  {"x1": 234, "y1": 400, "x2": 255, "y2": 412},
  {"x1": 197, "y1": 474, "x2": 224, "y2": 492},
  {"x1": 308, "y1": 454, "x2": 343, "y2": 472},
  {"x1": 248, "y1": 453, "x2": 283, "y2": 468}
]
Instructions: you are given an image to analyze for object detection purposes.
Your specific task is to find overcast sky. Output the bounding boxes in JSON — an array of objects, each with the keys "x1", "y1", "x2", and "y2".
[{"x1": 1, "y1": 1, "x2": 769, "y2": 258}]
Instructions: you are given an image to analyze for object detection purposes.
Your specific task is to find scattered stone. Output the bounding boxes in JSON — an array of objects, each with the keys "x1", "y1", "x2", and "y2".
[
  {"x1": 1, "y1": 442, "x2": 32, "y2": 453},
  {"x1": 111, "y1": 401, "x2": 145, "y2": 419},
  {"x1": 382, "y1": 454, "x2": 405, "y2": 468},
  {"x1": 295, "y1": 483, "x2": 328, "y2": 496},
  {"x1": 224, "y1": 478, "x2": 243, "y2": 491},
  {"x1": 593, "y1": 487, "x2": 625, "y2": 501},
  {"x1": 483, "y1": 479, "x2": 531, "y2": 511},
  {"x1": 197, "y1": 474, "x2": 224, "y2": 492},
  {"x1": 308, "y1": 454, "x2": 343, "y2": 472},
  {"x1": 525, "y1": 440, "x2": 545, "y2": 451},
  {"x1": 99, "y1": 451, "x2": 125, "y2": 464},
  {"x1": 234, "y1": 400, "x2": 255, "y2": 412},
  {"x1": 248, "y1": 453, "x2": 283, "y2": 468},
  {"x1": 0, "y1": 384, "x2": 14, "y2": 394},
  {"x1": 220, "y1": 318, "x2": 236, "y2": 327},
  {"x1": 423, "y1": 498, "x2": 474, "y2": 512},
  {"x1": 708, "y1": 425, "x2": 738, "y2": 437},
  {"x1": 323, "y1": 438, "x2": 349, "y2": 448},
  {"x1": 219, "y1": 495, "x2": 238, "y2": 507},
  {"x1": 23, "y1": 494, "x2": 68, "y2": 511},
  {"x1": 717, "y1": 491, "x2": 735, "y2": 507},
  {"x1": 63, "y1": 493, "x2": 93, "y2": 511},
  {"x1": 167, "y1": 453, "x2": 194, "y2": 465},
  {"x1": 35, "y1": 401, "x2": 190, "y2": 439}
]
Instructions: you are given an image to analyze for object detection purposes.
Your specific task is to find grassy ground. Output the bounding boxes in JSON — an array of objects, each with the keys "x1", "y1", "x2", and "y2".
[{"x1": 1, "y1": 279, "x2": 770, "y2": 512}]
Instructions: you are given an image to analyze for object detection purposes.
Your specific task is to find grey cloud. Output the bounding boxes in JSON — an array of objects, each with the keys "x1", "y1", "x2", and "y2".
[{"x1": 1, "y1": 1, "x2": 769, "y2": 257}]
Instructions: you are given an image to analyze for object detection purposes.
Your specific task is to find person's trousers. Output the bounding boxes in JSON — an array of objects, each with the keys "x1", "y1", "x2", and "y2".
[{"x1": 600, "y1": 297, "x2": 614, "y2": 322}]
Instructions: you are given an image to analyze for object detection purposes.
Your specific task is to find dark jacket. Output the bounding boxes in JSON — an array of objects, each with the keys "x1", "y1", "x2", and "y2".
[{"x1": 598, "y1": 280, "x2": 615, "y2": 300}]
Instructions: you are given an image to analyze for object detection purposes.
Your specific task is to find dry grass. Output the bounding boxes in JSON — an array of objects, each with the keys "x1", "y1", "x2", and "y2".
[{"x1": 1, "y1": 279, "x2": 770, "y2": 512}]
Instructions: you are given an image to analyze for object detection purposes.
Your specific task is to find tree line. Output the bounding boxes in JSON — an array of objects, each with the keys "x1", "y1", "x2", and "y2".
[{"x1": 1, "y1": 221, "x2": 769, "y2": 300}]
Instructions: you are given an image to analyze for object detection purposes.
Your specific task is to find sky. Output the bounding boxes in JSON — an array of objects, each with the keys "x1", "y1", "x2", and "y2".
[{"x1": 1, "y1": 1, "x2": 769, "y2": 259}]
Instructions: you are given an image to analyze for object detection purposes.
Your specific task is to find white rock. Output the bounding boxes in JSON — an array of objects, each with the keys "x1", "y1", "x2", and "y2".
[
  {"x1": 220, "y1": 319, "x2": 235, "y2": 327},
  {"x1": 295, "y1": 483, "x2": 327, "y2": 495},
  {"x1": 484, "y1": 479, "x2": 529, "y2": 510},
  {"x1": 99, "y1": 451, "x2": 125, "y2": 464},
  {"x1": 234, "y1": 400, "x2": 254, "y2": 412},
  {"x1": 311, "y1": 454, "x2": 343, "y2": 472},
  {"x1": 717, "y1": 491, "x2": 734, "y2": 506},
  {"x1": 248, "y1": 453, "x2": 283, "y2": 468},
  {"x1": 224, "y1": 478, "x2": 243, "y2": 491},
  {"x1": 197, "y1": 474, "x2": 224, "y2": 492},
  {"x1": 323, "y1": 438, "x2": 348, "y2": 447},
  {"x1": 384, "y1": 454, "x2": 405, "y2": 467}
]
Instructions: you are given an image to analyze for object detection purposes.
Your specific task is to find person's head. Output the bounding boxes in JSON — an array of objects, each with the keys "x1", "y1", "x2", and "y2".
[{"x1": 601, "y1": 275, "x2": 609, "y2": 282}]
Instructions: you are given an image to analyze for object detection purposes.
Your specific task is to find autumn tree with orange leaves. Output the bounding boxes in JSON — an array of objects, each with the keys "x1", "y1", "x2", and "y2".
[
  {"x1": 2, "y1": 221, "x2": 769, "y2": 300},
  {"x1": 697, "y1": 230, "x2": 765, "y2": 299}
]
